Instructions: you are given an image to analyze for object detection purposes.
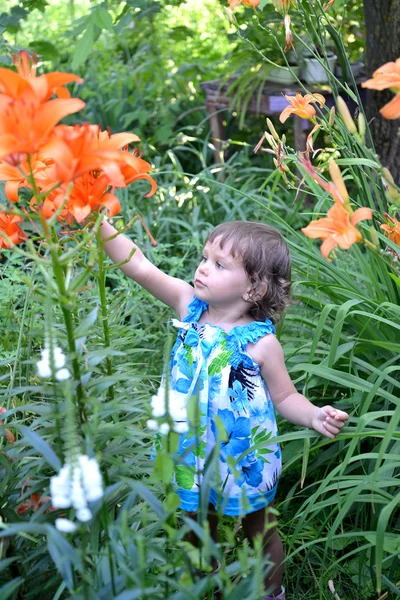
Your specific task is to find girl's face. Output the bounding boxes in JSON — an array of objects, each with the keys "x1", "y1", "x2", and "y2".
[{"x1": 194, "y1": 238, "x2": 252, "y2": 308}]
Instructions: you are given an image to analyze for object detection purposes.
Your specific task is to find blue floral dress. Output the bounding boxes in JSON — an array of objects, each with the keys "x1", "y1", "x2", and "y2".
[{"x1": 169, "y1": 296, "x2": 282, "y2": 517}]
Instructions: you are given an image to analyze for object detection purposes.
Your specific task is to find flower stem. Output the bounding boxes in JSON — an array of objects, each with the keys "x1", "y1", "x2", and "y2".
[
  {"x1": 96, "y1": 228, "x2": 114, "y2": 399},
  {"x1": 43, "y1": 216, "x2": 87, "y2": 423},
  {"x1": 28, "y1": 154, "x2": 87, "y2": 423}
]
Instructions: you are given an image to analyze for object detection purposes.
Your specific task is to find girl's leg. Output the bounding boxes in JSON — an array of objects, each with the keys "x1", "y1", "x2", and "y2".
[
  {"x1": 242, "y1": 507, "x2": 284, "y2": 598},
  {"x1": 187, "y1": 502, "x2": 219, "y2": 546}
]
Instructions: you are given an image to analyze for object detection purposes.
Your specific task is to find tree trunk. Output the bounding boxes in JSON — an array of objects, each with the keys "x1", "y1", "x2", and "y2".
[{"x1": 363, "y1": 0, "x2": 400, "y2": 185}]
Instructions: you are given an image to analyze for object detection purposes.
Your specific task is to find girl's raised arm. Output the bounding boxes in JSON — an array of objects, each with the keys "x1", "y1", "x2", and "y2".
[{"x1": 99, "y1": 220, "x2": 194, "y2": 317}]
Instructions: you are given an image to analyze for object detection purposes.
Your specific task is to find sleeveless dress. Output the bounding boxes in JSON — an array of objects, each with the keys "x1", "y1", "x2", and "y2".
[{"x1": 165, "y1": 296, "x2": 282, "y2": 517}]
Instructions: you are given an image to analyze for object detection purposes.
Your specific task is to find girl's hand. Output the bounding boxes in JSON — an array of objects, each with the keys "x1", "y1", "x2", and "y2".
[{"x1": 311, "y1": 406, "x2": 349, "y2": 439}]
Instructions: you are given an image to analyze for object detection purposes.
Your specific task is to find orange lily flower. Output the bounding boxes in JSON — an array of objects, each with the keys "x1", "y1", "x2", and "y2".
[
  {"x1": 0, "y1": 406, "x2": 15, "y2": 444},
  {"x1": 362, "y1": 58, "x2": 400, "y2": 120},
  {"x1": 39, "y1": 172, "x2": 121, "y2": 225},
  {"x1": 0, "y1": 212, "x2": 27, "y2": 250},
  {"x1": 0, "y1": 51, "x2": 82, "y2": 103},
  {"x1": 119, "y1": 150, "x2": 157, "y2": 197},
  {"x1": 380, "y1": 214, "x2": 400, "y2": 245},
  {"x1": 17, "y1": 493, "x2": 54, "y2": 516},
  {"x1": 228, "y1": 0, "x2": 259, "y2": 9},
  {"x1": 279, "y1": 93, "x2": 325, "y2": 123},
  {"x1": 0, "y1": 154, "x2": 53, "y2": 202},
  {"x1": 302, "y1": 201, "x2": 373, "y2": 260},
  {"x1": 0, "y1": 95, "x2": 85, "y2": 163},
  {"x1": 0, "y1": 51, "x2": 85, "y2": 164},
  {"x1": 41, "y1": 124, "x2": 154, "y2": 188}
]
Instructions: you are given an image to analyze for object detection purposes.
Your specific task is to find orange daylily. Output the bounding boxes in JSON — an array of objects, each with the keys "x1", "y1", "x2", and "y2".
[
  {"x1": 302, "y1": 201, "x2": 373, "y2": 260},
  {"x1": 0, "y1": 95, "x2": 85, "y2": 163},
  {"x1": 0, "y1": 406, "x2": 15, "y2": 444},
  {"x1": 41, "y1": 124, "x2": 153, "y2": 187},
  {"x1": 228, "y1": 0, "x2": 259, "y2": 9},
  {"x1": 0, "y1": 51, "x2": 85, "y2": 164},
  {"x1": 279, "y1": 93, "x2": 325, "y2": 123},
  {"x1": 119, "y1": 150, "x2": 157, "y2": 196},
  {"x1": 0, "y1": 51, "x2": 82, "y2": 103},
  {"x1": 362, "y1": 58, "x2": 400, "y2": 120},
  {"x1": 380, "y1": 214, "x2": 400, "y2": 245},
  {"x1": 38, "y1": 172, "x2": 122, "y2": 225},
  {"x1": 17, "y1": 493, "x2": 54, "y2": 516},
  {"x1": 0, "y1": 212, "x2": 27, "y2": 250},
  {"x1": 0, "y1": 153, "x2": 54, "y2": 202}
]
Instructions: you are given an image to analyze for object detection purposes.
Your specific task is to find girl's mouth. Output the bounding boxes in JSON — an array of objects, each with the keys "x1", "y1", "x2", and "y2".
[{"x1": 195, "y1": 279, "x2": 206, "y2": 287}]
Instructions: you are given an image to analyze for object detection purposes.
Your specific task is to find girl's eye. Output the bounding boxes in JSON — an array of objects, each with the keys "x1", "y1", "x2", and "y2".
[
  {"x1": 201, "y1": 256, "x2": 207, "y2": 262},
  {"x1": 217, "y1": 263, "x2": 225, "y2": 270}
]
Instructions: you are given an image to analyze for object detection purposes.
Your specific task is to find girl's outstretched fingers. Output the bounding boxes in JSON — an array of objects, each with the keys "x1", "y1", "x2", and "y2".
[
  {"x1": 312, "y1": 406, "x2": 349, "y2": 439},
  {"x1": 322, "y1": 406, "x2": 349, "y2": 438}
]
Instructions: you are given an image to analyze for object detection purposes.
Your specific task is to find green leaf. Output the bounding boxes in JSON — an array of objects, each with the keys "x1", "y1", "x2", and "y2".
[
  {"x1": 74, "y1": 306, "x2": 99, "y2": 338},
  {"x1": 154, "y1": 453, "x2": 174, "y2": 484},
  {"x1": 164, "y1": 491, "x2": 181, "y2": 513},
  {"x1": 0, "y1": 557, "x2": 18, "y2": 574},
  {"x1": 114, "y1": 589, "x2": 158, "y2": 600},
  {"x1": 71, "y1": 22, "x2": 95, "y2": 69},
  {"x1": 29, "y1": 39, "x2": 60, "y2": 60},
  {"x1": 0, "y1": 578, "x2": 24, "y2": 599},
  {"x1": 91, "y1": 7, "x2": 113, "y2": 30},
  {"x1": 335, "y1": 158, "x2": 381, "y2": 169},
  {"x1": 47, "y1": 528, "x2": 83, "y2": 591},
  {"x1": 18, "y1": 425, "x2": 61, "y2": 471}
]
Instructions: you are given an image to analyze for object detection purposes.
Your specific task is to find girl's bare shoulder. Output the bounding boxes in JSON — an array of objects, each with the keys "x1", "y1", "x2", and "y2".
[{"x1": 247, "y1": 331, "x2": 283, "y2": 368}]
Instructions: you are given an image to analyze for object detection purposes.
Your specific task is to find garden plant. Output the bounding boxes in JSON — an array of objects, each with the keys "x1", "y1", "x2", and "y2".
[{"x1": 0, "y1": 1, "x2": 399, "y2": 599}]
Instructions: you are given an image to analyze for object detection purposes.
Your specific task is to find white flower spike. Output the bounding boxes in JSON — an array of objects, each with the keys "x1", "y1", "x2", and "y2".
[{"x1": 55, "y1": 518, "x2": 77, "y2": 533}]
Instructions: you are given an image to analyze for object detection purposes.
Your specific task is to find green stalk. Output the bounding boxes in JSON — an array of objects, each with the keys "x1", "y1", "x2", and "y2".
[
  {"x1": 48, "y1": 221, "x2": 87, "y2": 423},
  {"x1": 28, "y1": 156, "x2": 87, "y2": 424},
  {"x1": 96, "y1": 228, "x2": 114, "y2": 400}
]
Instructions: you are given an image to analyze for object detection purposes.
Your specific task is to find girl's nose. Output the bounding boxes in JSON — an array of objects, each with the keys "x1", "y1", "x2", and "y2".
[{"x1": 198, "y1": 262, "x2": 208, "y2": 275}]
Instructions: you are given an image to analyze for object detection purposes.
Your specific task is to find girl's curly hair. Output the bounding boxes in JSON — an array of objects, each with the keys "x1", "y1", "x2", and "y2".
[{"x1": 206, "y1": 221, "x2": 291, "y2": 324}]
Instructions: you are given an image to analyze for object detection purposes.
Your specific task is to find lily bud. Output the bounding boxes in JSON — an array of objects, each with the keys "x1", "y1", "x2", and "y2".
[
  {"x1": 271, "y1": 0, "x2": 293, "y2": 13},
  {"x1": 368, "y1": 226, "x2": 380, "y2": 249},
  {"x1": 266, "y1": 118, "x2": 280, "y2": 141},
  {"x1": 358, "y1": 112, "x2": 366, "y2": 143},
  {"x1": 336, "y1": 96, "x2": 357, "y2": 135},
  {"x1": 328, "y1": 158, "x2": 349, "y2": 207},
  {"x1": 265, "y1": 132, "x2": 277, "y2": 148},
  {"x1": 382, "y1": 167, "x2": 400, "y2": 206},
  {"x1": 328, "y1": 106, "x2": 335, "y2": 127},
  {"x1": 284, "y1": 14, "x2": 295, "y2": 52}
]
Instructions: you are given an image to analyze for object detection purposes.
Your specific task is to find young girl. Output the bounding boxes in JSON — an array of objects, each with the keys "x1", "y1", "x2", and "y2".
[{"x1": 100, "y1": 219, "x2": 349, "y2": 600}]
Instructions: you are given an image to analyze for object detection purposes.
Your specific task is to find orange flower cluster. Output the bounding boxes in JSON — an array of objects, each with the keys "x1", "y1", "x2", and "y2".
[
  {"x1": 17, "y1": 493, "x2": 54, "y2": 516},
  {"x1": 300, "y1": 157, "x2": 373, "y2": 260},
  {"x1": 362, "y1": 58, "x2": 400, "y2": 120},
  {"x1": 228, "y1": 0, "x2": 259, "y2": 10},
  {"x1": 381, "y1": 214, "x2": 400, "y2": 245},
  {"x1": 0, "y1": 51, "x2": 157, "y2": 241},
  {"x1": 0, "y1": 212, "x2": 27, "y2": 250}
]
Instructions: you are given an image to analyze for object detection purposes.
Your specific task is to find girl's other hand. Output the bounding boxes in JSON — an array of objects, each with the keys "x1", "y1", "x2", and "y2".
[{"x1": 311, "y1": 406, "x2": 349, "y2": 439}]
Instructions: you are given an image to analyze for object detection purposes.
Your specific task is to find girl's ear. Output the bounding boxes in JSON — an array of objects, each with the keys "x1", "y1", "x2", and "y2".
[{"x1": 243, "y1": 281, "x2": 268, "y2": 303}]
